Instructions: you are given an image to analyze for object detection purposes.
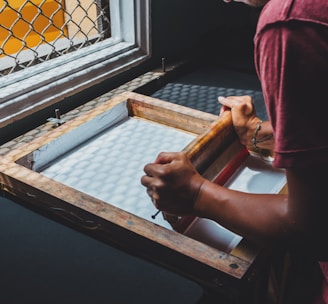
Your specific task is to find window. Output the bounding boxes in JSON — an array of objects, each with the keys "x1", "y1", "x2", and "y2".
[
  {"x1": 0, "y1": 0, "x2": 111, "y2": 75},
  {"x1": 0, "y1": 0, "x2": 151, "y2": 128}
]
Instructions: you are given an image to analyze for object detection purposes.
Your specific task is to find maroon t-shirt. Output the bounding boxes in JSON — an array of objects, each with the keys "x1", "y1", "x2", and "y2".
[
  {"x1": 254, "y1": 0, "x2": 328, "y2": 169},
  {"x1": 254, "y1": 1, "x2": 328, "y2": 302}
]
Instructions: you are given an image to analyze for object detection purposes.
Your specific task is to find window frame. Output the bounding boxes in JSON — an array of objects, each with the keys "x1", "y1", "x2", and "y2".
[{"x1": 0, "y1": 0, "x2": 151, "y2": 128}]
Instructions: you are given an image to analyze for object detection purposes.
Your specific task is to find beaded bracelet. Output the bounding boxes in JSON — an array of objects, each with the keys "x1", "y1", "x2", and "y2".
[{"x1": 251, "y1": 120, "x2": 263, "y2": 151}]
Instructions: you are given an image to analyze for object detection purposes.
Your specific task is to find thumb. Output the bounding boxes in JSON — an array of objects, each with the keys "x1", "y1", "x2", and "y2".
[{"x1": 218, "y1": 97, "x2": 230, "y2": 115}]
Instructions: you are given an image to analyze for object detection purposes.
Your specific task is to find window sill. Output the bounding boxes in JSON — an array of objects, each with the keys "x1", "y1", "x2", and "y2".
[{"x1": 0, "y1": 40, "x2": 150, "y2": 128}]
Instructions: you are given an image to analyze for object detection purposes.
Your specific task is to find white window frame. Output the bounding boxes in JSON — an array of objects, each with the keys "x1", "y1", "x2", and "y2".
[{"x1": 0, "y1": 0, "x2": 151, "y2": 128}]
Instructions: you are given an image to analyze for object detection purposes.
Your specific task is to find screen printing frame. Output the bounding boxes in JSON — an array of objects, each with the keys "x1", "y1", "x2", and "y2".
[{"x1": 0, "y1": 91, "x2": 286, "y2": 302}]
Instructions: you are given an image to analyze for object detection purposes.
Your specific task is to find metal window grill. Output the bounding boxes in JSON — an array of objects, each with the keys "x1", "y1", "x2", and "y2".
[{"x1": 0, "y1": 0, "x2": 111, "y2": 76}]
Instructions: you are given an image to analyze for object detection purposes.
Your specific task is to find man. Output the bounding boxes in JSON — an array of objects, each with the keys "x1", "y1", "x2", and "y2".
[{"x1": 141, "y1": 0, "x2": 328, "y2": 302}]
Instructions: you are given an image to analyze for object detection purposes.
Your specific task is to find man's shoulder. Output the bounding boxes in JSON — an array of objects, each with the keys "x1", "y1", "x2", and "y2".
[{"x1": 257, "y1": 0, "x2": 328, "y2": 32}]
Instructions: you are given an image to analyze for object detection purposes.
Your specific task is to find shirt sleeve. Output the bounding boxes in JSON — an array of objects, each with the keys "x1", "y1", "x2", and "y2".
[{"x1": 254, "y1": 22, "x2": 328, "y2": 169}]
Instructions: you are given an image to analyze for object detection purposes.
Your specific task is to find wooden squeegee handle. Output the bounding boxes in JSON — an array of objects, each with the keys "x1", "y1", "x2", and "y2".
[
  {"x1": 183, "y1": 110, "x2": 235, "y2": 172},
  {"x1": 184, "y1": 110, "x2": 232, "y2": 152},
  {"x1": 164, "y1": 111, "x2": 238, "y2": 229}
]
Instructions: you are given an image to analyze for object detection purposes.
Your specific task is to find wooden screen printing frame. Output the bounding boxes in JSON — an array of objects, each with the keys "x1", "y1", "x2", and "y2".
[{"x1": 0, "y1": 91, "x2": 286, "y2": 303}]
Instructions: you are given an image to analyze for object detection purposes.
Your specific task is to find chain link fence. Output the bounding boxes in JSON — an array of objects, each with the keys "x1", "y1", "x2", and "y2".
[{"x1": 0, "y1": 0, "x2": 111, "y2": 76}]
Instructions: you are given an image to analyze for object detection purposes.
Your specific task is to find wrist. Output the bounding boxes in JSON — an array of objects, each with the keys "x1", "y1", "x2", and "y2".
[
  {"x1": 192, "y1": 178, "x2": 213, "y2": 217},
  {"x1": 191, "y1": 175, "x2": 206, "y2": 213},
  {"x1": 251, "y1": 119, "x2": 263, "y2": 151},
  {"x1": 248, "y1": 119, "x2": 274, "y2": 152}
]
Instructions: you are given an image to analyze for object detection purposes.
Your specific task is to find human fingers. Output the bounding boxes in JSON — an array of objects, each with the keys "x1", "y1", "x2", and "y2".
[
  {"x1": 141, "y1": 174, "x2": 160, "y2": 207},
  {"x1": 218, "y1": 96, "x2": 229, "y2": 107},
  {"x1": 141, "y1": 158, "x2": 175, "y2": 198},
  {"x1": 218, "y1": 95, "x2": 255, "y2": 116},
  {"x1": 219, "y1": 104, "x2": 230, "y2": 115},
  {"x1": 141, "y1": 152, "x2": 175, "y2": 183},
  {"x1": 141, "y1": 153, "x2": 187, "y2": 190},
  {"x1": 218, "y1": 96, "x2": 230, "y2": 114},
  {"x1": 141, "y1": 164, "x2": 160, "y2": 186},
  {"x1": 218, "y1": 95, "x2": 246, "y2": 107},
  {"x1": 218, "y1": 96, "x2": 241, "y2": 115},
  {"x1": 153, "y1": 151, "x2": 184, "y2": 165},
  {"x1": 146, "y1": 186, "x2": 160, "y2": 204}
]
